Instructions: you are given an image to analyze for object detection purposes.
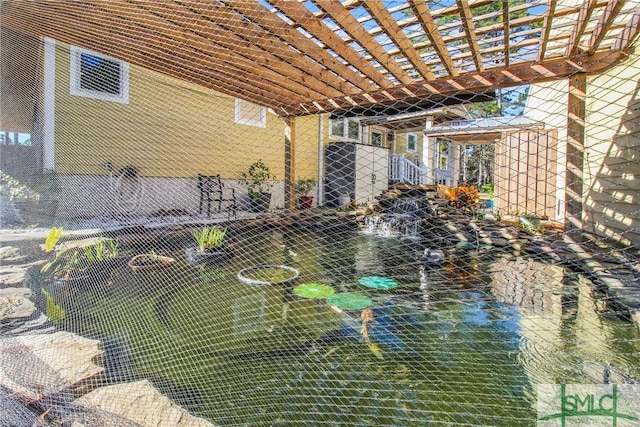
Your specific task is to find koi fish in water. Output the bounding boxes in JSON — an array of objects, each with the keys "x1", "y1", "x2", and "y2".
[{"x1": 360, "y1": 309, "x2": 383, "y2": 359}]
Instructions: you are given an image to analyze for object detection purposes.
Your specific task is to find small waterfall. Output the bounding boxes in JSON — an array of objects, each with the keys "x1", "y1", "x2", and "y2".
[
  {"x1": 392, "y1": 198, "x2": 421, "y2": 216},
  {"x1": 361, "y1": 198, "x2": 422, "y2": 239}
]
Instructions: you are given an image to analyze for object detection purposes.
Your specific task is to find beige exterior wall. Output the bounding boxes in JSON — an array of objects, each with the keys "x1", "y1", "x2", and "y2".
[
  {"x1": 525, "y1": 79, "x2": 569, "y2": 221},
  {"x1": 525, "y1": 42, "x2": 639, "y2": 246},
  {"x1": 46, "y1": 41, "x2": 323, "y2": 214},
  {"x1": 583, "y1": 43, "x2": 640, "y2": 246},
  {"x1": 52, "y1": 41, "x2": 320, "y2": 183}
]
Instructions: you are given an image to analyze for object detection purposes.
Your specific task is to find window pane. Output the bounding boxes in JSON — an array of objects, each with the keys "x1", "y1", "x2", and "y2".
[
  {"x1": 439, "y1": 156, "x2": 448, "y2": 169},
  {"x1": 370, "y1": 132, "x2": 382, "y2": 146},
  {"x1": 80, "y1": 53, "x2": 120, "y2": 94},
  {"x1": 347, "y1": 120, "x2": 359, "y2": 140},
  {"x1": 330, "y1": 120, "x2": 344, "y2": 137},
  {"x1": 237, "y1": 100, "x2": 263, "y2": 124},
  {"x1": 407, "y1": 134, "x2": 417, "y2": 151}
]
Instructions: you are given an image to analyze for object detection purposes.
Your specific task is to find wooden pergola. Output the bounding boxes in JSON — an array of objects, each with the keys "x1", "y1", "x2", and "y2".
[
  {"x1": 1, "y1": 0, "x2": 639, "y2": 211},
  {"x1": 2, "y1": 0, "x2": 638, "y2": 117}
]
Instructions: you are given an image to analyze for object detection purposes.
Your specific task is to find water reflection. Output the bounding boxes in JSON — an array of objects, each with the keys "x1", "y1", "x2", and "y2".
[
  {"x1": 51, "y1": 228, "x2": 640, "y2": 425},
  {"x1": 489, "y1": 257, "x2": 640, "y2": 387}
]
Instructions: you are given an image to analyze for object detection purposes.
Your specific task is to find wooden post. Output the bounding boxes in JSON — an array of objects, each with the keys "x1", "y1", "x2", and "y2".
[
  {"x1": 284, "y1": 116, "x2": 296, "y2": 213},
  {"x1": 565, "y1": 73, "x2": 586, "y2": 240}
]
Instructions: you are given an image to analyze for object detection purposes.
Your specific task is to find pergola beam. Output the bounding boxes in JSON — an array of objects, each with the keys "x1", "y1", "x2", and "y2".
[
  {"x1": 587, "y1": 0, "x2": 626, "y2": 54},
  {"x1": 314, "y1": 0, "x2": 415, "y2": 84},
  {"x1": 276, "y1": 49, "x2": 625, "y2": 116},
  {"x1": 2, "y1": 2, "x2": 302, "y2": 108},
  {"x1": 88, "y1": 0, "x2": 337, "y2": 100},
  {"x1": 613, "y1": 6, "x2": 640, "y2": 51},
  {"x1": 537, "y1": 0, "x2": 558, "y2": 62},
  {"x1": 223, "y1": 0, "x2": 378, "y2": 93},
  {"x1": 502, "y1": 1, "x2": 510, "y2": 67},
  {"x1": 408, "y1": 0, "x2": 459, "y2": 77},
  {"x1": 1, "y1": 0, "x2": 637, "y2": 117},
  {"x1": 361, "y1": 0, "x2": 435, "y2": 81},
  {"x1": 456, "y1": 0, "x2": 484, "y2": 72},
  {"x1": 567, "y1": 0, "x2": 599, "y2": 56},
  {"x1": 267, "y1": 0, "x2": 394, "y2": 89}
]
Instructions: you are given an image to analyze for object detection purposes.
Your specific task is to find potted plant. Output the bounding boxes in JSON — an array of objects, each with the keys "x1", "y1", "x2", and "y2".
[
  {"x1": 185, "y1": 226, "x2": 235, "y2": 265},
  {"x1": 295, "y1": 178, "x2": 316, "y2": 209},
  {"x1": 240, "y1": 160, "x2": 276, "y2": 212}
]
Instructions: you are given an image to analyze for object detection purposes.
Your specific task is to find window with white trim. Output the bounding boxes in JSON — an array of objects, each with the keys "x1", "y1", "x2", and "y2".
[
  {"x1": 70, "y1": 46, "x2": 129, "y2": 103},
  {"x1": 437, "y1": 140, "x2": 450, "y2": 170},
  {"x1": 370, "y1": 131, "x2": 383, "y2": 147},
  {"x1": 235, "y1": 99, "x2": 266, "y2": 127},
  {"x1": 406, "y1": 132, "x2": 417, "y2": 152},
  {"x1": 329, "y1": 118, "x2": 360, "y2": 142}
]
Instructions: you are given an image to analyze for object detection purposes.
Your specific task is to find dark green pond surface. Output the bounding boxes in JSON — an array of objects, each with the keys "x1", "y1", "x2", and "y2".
[{"x1": 50, "y1": 228, "x2": 640, "y2": 426}]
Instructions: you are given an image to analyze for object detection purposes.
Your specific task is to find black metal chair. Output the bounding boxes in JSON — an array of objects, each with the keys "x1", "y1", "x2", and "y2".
[{"x1": 197, "y1": 174, "x2": 237, "y2": 218}]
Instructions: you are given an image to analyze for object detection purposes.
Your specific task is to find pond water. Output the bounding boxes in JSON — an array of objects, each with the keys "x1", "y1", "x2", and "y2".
[{"x1": 45, "y1": 226, "x2": 640, "y2": 426}]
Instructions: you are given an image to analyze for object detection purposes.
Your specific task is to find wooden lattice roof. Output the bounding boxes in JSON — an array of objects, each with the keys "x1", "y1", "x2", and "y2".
[{"x1": 1, "y1": 0, "x2": 638, "y2": 117}]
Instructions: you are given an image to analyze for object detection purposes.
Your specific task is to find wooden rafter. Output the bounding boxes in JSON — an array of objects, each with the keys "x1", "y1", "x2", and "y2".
[
  {"x1": 87, "y1": 0, "x2": 338, "y2": 100},
  {"x1": 313, "y1": 0, "x2": 414, "y2": 84},
  {"x1": 222, "y1": 0, "x2": 377, "y2": 93},
  {"x1": 613, "y1": 6, "x2": 640, "y2": 51},
  {"x1": 267, "y1": 0, "x2": 393, "y2": 89},
  {"x1": 537, "y1": 0, "x2": 558, "y2": 62},
  {"x1": 361, "y1": 0, "x2": 435, "y2": 82},
  {"x1": 456, "y1": 0, "x2": 484, "y2": 72},
  {"x1": 3, "y1": 1, "x2": 305, "y2": 106},
  {"x1": 176, "y1": 0, "x2": 358, "y2": 97},
  {"x1": 502, "y1": 1, "x2": 510, "y2": 67},
  {"x1": 567, "y1": 0, "x2": 599, "y2": 56},
  {"x1": 1, "y1": 0, "x2": 637, "y2": 117},
  {"x1": 587, "y1": 0, "x2": 626, "y2": 54},
  {"x1": 408, "y1": 0, "x2": 458, "y2": 77},
  {"x1": 277, "y1": 49, "x2": 625, "y2": 116}
]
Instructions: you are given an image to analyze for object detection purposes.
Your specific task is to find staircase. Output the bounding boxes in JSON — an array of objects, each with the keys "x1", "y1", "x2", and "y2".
[{"x1": 389, "y1": 154, "x2": 426, "y2": 185}]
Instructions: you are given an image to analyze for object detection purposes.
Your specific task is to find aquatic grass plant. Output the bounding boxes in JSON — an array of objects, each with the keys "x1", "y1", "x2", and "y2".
[
  {"x1": 84, "y1": 238, "x2": 119, "y2": 261},
  {"x1": 193, "y1": 227, "x2": 227, "y2": 253}
]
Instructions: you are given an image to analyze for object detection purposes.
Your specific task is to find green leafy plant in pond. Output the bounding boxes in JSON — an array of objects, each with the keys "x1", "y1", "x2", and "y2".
[
  {"x1": 358, "y1": 276, "x2": 398, "y2": 290},
  {"x1": 326, "y1": 293, "x2": 373, "y2": 310},
  {"x1": 240, "y1": 160, "x2": 276, "y2": 200},
  {"x1": 41, "y1": 287, "x2": 65, "y2": 323},
  {"x1": 41, "y1": 227, "x2": 64, "y2": 273},
  {"x1": 293, "y1": 283, "x2": 335, "y2": 299},
  {"x1": 193, "y1": 227, "x2": 227, "y2": 253}
]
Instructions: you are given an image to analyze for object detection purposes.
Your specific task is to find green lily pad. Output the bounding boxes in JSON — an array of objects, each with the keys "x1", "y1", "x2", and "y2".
[
  {"x1": 358, "y1": 276, "x2": 398, "y2": 290},
  {"x1": 293, "y1": 283, "x2": 335, "y2": 299},
  {"x1": 326, "y1": 293, "x2": 372, "y2": 310}
]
